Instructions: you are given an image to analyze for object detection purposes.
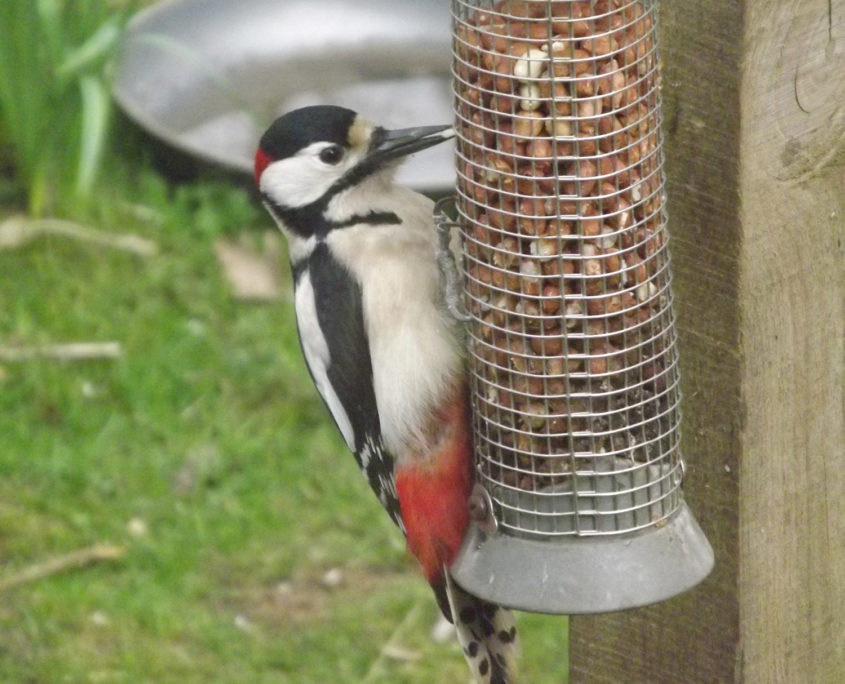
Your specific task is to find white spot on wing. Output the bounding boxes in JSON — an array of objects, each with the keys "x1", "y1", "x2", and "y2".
[
  {"x1": 358, "y1": 435, "x2": 374, "y2": 470},
  {"x1": 286, "y1": 233, "x2": 317, "y2": 265},
  {"x1": 295, "y1": 272, "x2": 355, "y2": 450}
]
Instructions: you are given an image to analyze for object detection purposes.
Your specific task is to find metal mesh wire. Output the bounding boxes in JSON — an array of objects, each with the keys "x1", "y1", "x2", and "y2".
[{"x1": 451, "y1": 0, "x2": 683, "y2": 538}]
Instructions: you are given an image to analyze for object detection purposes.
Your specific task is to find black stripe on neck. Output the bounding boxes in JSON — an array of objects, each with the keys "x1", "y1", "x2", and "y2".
[
  {"x1": 262, "y1": 192, "x2": 401, "y2": 238},
  {"x1": 261, "y1": 193, "x2": 316, "y2": 237},
  {"x1": 332, "y1": 210, "x2": 402, "y2": 229}
]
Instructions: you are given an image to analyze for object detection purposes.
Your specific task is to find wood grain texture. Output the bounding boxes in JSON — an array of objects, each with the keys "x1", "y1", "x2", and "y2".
[
  {"x1": 571, "y1": 0, "x2": 744, "y2": 680},
  {"x1": 571, "y1": 0, "x2": 844, "y2": 681},
  {"x1": 738, "y1": 0, "x2": 845, "y2": 680}
]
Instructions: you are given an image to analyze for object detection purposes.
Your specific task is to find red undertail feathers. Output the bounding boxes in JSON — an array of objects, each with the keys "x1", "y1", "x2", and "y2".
[
  {"x1": 394, "y1": 390, "x2": 519, "y2": 683},
  {"x1": 394, "y1": 389, "x2": 473, "y2": 587}
]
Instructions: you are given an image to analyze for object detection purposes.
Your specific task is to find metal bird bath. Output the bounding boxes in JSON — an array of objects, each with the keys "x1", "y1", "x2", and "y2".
[{"x1": 112, "y1": 0, "x2": 456, "y2": 193}]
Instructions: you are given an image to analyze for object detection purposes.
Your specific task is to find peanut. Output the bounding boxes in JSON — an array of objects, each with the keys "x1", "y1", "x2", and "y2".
[{"x1": 455, "y1": 0, "x2": 675, "y2": 485}]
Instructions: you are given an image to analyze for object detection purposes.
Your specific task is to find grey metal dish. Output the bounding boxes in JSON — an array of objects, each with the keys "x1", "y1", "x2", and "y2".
[{"x1": 112, "y1": 0, "x2": 455, "y2": 192}]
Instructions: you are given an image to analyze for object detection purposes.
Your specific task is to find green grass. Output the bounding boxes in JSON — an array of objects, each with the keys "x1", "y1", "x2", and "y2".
[
  {"x1": 0, "y1": 144, "x2": 568, "y2": 681},
  {"x1": 0, "y1": 0, "x2": 134, "y2": 215},
  {"x1": 0, "y1": 1, "x2": 568, "y2": 679}
]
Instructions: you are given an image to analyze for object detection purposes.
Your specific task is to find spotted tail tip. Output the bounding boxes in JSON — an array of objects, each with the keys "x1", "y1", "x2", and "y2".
[{"x1": 444, "y1": 571, "x2": 520, "y2": 684}]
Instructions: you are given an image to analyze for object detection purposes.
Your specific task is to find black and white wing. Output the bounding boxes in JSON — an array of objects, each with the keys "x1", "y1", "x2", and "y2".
[{"x1": 291, "y1": 243, "x2": 402, "y2": 528}]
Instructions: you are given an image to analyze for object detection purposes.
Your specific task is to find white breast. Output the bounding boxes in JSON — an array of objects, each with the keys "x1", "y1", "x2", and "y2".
[{"x1": 327, "y1": 185, "x2": 463, "y2": 460}]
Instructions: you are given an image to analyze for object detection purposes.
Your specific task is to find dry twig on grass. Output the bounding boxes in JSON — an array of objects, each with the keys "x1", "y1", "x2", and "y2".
[
  {"x1": 361, "y1": 595, "x2": 426, "y2": 682},
  {"x1": 0, "y1": 544, "x2": 126, "y2": 592},
  {"x1": 0, "y1": 214, "x2": 157, "y2": 256},
  {"x1": 0, "y1": 341, "x2": 123, "y2": 362}
]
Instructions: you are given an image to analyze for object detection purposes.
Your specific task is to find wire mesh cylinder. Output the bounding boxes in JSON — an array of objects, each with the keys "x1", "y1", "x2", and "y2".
[{"x1": 450, "y1": 0, "x2": 712, "y2": 612}]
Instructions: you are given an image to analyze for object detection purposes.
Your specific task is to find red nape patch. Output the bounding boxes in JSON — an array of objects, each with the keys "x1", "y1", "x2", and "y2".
[{"x1": 254, "y1": 148, "x2": 272, "y2": 186}]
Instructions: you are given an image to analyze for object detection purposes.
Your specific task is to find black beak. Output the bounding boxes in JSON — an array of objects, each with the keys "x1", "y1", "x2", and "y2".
[{"x1": 366, "y1": 124, "x2": 454, "y2": 167}]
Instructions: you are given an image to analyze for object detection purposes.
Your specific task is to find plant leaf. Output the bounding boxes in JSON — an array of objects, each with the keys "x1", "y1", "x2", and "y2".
[
  {"x1": 76, "y1": 75, "x2": 110, "y2": 197},
  {"x1": 57, "y1": 19, "x2": 121, "y2": 82}
]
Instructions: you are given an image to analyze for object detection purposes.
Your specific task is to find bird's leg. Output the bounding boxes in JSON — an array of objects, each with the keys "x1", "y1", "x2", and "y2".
[{"x1": 433, "y1": 196, "x2": 471, "y2": 323}]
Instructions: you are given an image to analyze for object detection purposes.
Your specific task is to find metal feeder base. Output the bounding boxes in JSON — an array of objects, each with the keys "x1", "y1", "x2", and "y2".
[{"x1": 451, "y1": 501, "x2": 713, "y2": 614}]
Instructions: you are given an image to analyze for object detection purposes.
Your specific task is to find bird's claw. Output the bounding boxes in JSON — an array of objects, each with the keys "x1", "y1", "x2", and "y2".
[{"x1": 433, "y1": 196, "x2": 472, "y2": 323}]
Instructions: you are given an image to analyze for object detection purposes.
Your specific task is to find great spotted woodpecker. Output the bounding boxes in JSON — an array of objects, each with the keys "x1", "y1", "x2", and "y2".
[{"x1": 254, "y1": 105, "x2": 518, "y2": 683}]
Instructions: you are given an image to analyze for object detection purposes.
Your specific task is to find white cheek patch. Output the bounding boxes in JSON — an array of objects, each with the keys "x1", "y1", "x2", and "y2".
[
  {"x1": 259, "y1": 142, "x2": 363, "y2": 210},
  {"x1": 294, "y1": 272, "x2": 355, "y2": 450},
  {"x1": 261, "y1": 151, "x2": 333, "y2": 208}
]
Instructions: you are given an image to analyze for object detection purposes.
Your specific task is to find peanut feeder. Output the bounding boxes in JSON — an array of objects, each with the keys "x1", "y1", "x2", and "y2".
[{"x1": 447, "y1": 0, "x2": 713, "y2": 613}]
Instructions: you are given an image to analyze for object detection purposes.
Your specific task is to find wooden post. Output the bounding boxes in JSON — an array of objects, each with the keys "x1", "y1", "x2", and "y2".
[{"x1": 569, "y1": 1, "x2": 845, "y2": 681}]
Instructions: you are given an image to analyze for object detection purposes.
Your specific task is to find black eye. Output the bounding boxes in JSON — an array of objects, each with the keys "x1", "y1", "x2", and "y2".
[{"x1": 319, "y1": 144, "x2": 343, "y2": 165}]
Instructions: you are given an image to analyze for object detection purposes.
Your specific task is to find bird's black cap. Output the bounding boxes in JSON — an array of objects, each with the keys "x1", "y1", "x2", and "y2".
[
  {"x1": 258, "y1": 105, "x2": 356, "y2": 162},
  {"x1": 254, "y1": 104, "x2": 453, "y2": 192}
]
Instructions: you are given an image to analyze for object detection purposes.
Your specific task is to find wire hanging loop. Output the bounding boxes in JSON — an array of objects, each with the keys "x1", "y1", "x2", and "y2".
[{"x1": 433, "y1": 195, "x2": 472, "y2": 322}]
